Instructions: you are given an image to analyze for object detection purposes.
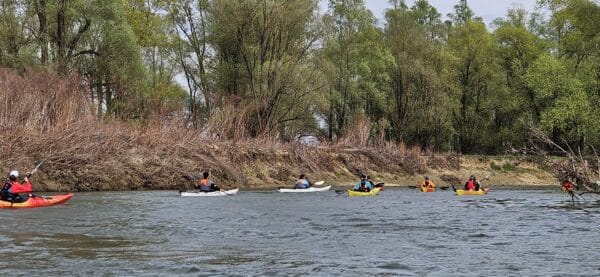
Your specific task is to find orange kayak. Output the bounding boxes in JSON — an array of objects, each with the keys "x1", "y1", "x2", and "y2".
[{"x1": 0, "y1": 193, "x2": 74, "y2": 208}]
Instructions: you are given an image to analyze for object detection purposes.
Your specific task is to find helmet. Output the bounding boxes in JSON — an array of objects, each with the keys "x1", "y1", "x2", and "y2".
[
  {"x1": 360, "y1": 174, "x2": 366, "y2": 179},
  {"x1": 469, "y1": 175, "x2": 475, "y2": 180},
  {"x1": 425, "y1": 176, "x2": 430, "y2": 180},
  {"x1": 9, "y1": 170, "x2": 18, "y2": 178}
]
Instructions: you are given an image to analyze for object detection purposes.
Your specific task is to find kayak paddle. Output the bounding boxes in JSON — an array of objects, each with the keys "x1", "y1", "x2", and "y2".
[{"x1": 27, "y1": 160, "x2": 45, "y2": 178}]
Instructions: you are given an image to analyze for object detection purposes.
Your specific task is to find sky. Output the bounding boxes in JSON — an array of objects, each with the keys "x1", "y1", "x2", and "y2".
[{"x1": 320, "y1": 0, "x2": 540, "y2": 26}]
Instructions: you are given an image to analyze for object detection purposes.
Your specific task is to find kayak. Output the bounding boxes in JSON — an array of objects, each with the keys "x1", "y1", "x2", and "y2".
[
  {"x1": 180, "y1": 188, "x2": 239, "y2": 197},
  {"x1": 0, "y1": 193, "x2": 74, "y2": 209},
  {"x1": 420, "y1": 186, "x2": 436, "y2": 192},
  {"x1": 278, "y1": 185, "x2": 331, "y2": 192},
  {"x1": 455, "y1": 188, "x2": 488, "y2": 195},
  {"x1": 347, "y1": 187, "x2": 381, "y2": 197}
]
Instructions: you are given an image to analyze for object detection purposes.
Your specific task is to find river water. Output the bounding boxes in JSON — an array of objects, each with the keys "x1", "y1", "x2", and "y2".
[{"x1": 0, "y1": 188, "x2": 598, "y2": 276}]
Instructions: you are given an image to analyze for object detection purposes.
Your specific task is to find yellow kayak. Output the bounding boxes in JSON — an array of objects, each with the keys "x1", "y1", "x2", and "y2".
[
  {"x1": 347, "y1": 187, "x2": 381, "y2": 197},
  {"x1": 455, "y1": 188, "x2": 488, "y2": 195},
  {"x1": 420, "y1": 186, "x2": 435, "y2": 192}
]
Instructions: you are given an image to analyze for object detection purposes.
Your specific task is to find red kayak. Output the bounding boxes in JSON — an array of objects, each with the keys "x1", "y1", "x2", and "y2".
[{"x1": 0, "y1": 193, "x2": 74, "y2": 209}]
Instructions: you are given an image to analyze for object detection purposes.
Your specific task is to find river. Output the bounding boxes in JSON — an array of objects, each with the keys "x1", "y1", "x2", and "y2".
[{"x1": 0, "y1": 188, "x2": 598, "y2": 276}]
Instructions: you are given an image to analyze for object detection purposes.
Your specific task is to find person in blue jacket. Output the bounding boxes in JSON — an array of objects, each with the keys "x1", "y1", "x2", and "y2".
[
  {"x1": 353, "y1": 174, "x2": 373, "y2": 192},
  {"x1": 294, "y1": 174, "x2": 312, "y2": 189}
]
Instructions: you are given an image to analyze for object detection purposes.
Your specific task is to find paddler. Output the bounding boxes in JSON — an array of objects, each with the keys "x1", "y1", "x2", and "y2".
[
  {"x1": 561, "y1": 179, "x2": 574, "y2": 192},
  {"x1": 420, "y1": 176, "x2": 436, "y2": 191},
  {"x1": 353, "y1": 174, "x2": 372, "y2": 192},
  {"x1": 464, "y1": 175, "x2": 482, "y2": 191},
  {"x1": 196, "y1": 171, "x2": 220, "y2": 192},
  {"x1": 0, "y1": 170, "x2": 32, "y2": 203},
  {"x1": 294, "y1": 174, "x2": 313, "y2": 189}
]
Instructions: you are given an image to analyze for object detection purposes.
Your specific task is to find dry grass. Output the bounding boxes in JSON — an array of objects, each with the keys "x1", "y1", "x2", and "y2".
[{"x1": 0, "y1": 68, "x2": 461, "y2": 191}]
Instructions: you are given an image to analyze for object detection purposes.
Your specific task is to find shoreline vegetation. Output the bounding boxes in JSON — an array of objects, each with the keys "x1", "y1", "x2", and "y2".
[
  {"x1": 2, "y1": 0, "x2": 599, "y2": 193},
  {"x1": 0, "y1": 68, "x2": 555, "y2": 192}
]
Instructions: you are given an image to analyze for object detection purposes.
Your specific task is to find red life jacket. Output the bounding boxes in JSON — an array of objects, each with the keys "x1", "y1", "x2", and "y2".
[
  {"x1": 199, "y1": 179, "x2": 209, "y2": 186},
  {"x1": 9, "y1": 180, "x2": 32, "y2": 193},
  {"x1": 466, "y1": 180, "x2": 475, "y2": 190}
]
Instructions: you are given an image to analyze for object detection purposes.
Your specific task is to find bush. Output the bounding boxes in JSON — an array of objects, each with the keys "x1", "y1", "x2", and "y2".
[{"x1": 502, "y1": 162, "x2": 516, "y2": 171}]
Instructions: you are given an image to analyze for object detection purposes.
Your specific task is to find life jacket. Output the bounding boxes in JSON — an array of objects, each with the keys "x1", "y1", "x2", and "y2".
[
  {"x1": 465, "y1": 180, "x2": 475, "y2": 190},
  {"x1": 199, "y1": 179, "x2": 209, "y2": 186},
  {"x1": 9, "y1": 180, "x2": 32, "y2": 193},
  {"x1": 359, "y1": 181, "x2": 370, "y2": 192},
  {"x1": 562, "y1": 181, "x2": 574, "y2": 191}
]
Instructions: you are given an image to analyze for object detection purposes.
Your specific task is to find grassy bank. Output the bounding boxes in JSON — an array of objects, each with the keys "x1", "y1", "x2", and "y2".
[
  {"x1": 1, "y1": 131, "x2": 556, "y2": 192},
  {"x1": 0, "y1": 69, "x2": 557, "y2": 192}
]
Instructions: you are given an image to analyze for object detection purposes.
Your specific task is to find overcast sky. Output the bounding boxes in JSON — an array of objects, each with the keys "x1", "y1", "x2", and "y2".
[{"x1": 320, "y1": 0, "x2": 540, "y2": 26}]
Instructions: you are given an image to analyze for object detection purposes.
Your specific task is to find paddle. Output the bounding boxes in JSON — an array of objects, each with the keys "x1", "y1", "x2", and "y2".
[
  {"x1": 27, "y1": 160, "x2": 45, "y2": 178},
  {"x1": 479, "y1": 173, "x2": 493, "y2": 192},
  {"x1": 26, "y1": 161, "x2": 53, "y2": 199}
]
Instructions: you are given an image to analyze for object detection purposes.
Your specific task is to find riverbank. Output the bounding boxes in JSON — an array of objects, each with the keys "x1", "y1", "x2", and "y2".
[
  {"x1": 0, "y1": 69, "x2": 556, "y2": 192},
  {"x1": 1, "y1": 128, "x2": 556, "y2": 192}
]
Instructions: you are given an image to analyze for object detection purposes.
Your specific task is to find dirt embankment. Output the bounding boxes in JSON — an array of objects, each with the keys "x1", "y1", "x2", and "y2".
[{"x1": 1, "y1": 134, "x2": 556, "y2": 192}]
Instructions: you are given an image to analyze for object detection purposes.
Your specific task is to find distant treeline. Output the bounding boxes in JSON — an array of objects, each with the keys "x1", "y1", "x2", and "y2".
[{"x1": 1, "y1": 0, "x2": 599, "y2": 154}]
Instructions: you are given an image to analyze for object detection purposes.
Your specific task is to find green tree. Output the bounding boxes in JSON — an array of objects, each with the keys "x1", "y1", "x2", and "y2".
[
  {"x1": 320, "y1": 0, "x2": 390, "y2": 142},
  {"x1": 210, "y1": 0, "x2": 323, "y2": 139},
  {"x1": 492, "y1": 8, "x2": 547, "y2": 149},
  {"x1": 383, "y1": 0, "x2": 452, "y2": 149},
  {"x1": 447, "y1": 4, "x2": 499, "y2": 152}
]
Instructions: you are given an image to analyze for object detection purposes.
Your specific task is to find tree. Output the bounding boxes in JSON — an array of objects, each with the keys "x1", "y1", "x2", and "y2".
[
  {"x1": 383, "y1": 0, "x2": 452, "y2": 149},
  {"x1": 210, "y1": 0, "x2": 323, "y2": 139},
  {"x1": 320, "y1": 0, "x2": 390, "y2": 142},
  {"x1": 492, "y1": 8, "x2": 547, "y2": 149},
  {"x1": 447, "y1": 3, "x2": 499, "y2": 152},
  {"x1": 169, "y1": 0, "x2": 214, "y2": 127}
]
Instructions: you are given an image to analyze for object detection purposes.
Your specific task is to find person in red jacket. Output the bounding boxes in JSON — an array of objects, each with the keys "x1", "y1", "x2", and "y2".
[
  {"x1": 0, "y1": 170, "x2": 32, "y2": 203},
  {"x1": 464, "y1": 175, "x2": 481, "y2": 191},
  {"x1": 561, "y1": 179, "x2": 574, "y2": 192}
]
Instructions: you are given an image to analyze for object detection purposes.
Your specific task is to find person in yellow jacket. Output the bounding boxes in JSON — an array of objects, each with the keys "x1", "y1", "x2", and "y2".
[{"x1": 419, "y1": 176, "x2": 436, "y2": 192}]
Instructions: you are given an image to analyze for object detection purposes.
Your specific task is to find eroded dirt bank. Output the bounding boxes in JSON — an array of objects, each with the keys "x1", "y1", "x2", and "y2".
[{"x1": 0, "y1": 132, "x2": 556, "y2": 192}]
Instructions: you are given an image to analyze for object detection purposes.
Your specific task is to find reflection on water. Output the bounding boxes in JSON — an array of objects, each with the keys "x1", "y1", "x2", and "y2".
[{"x1": 0, "y1": 189, "x2": 599, "y2": 275}]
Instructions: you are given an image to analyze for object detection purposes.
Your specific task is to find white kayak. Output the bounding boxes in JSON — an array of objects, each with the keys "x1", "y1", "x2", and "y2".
[
  {"x1": 278, "y1": 185, "x2": 331, "y2": 193},
  {"x1": 180, "y1": 188, "x2": 239, "y2": 197}
]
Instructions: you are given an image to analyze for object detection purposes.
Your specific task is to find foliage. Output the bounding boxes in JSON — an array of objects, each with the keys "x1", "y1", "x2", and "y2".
[{"x1": 0, "y1": 0, "x2": 599, "y2": 154}]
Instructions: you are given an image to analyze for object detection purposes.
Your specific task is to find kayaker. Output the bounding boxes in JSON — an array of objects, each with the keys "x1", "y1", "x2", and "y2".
[
  {"x1": 353, "y1": 174, "x2": 373, "y2": 192},
  {"x1": 420, "y1": 176, "x2": 436, "y2": 190},
  {"x1": 464, "y1": 175, "x2": 481, "y2": 191},
  {"x1": 561, "y1": 179, "x2": 574, "y2": 192},
  {"x1": 197, "y1": 172, "x2": 220, "y2": 192},
  {"x1": 0, "y1": 170, "x2": 32, "y2": 203},
  {"x1": 294, "y1": 174, "x2": 312, "y2": 189}
]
